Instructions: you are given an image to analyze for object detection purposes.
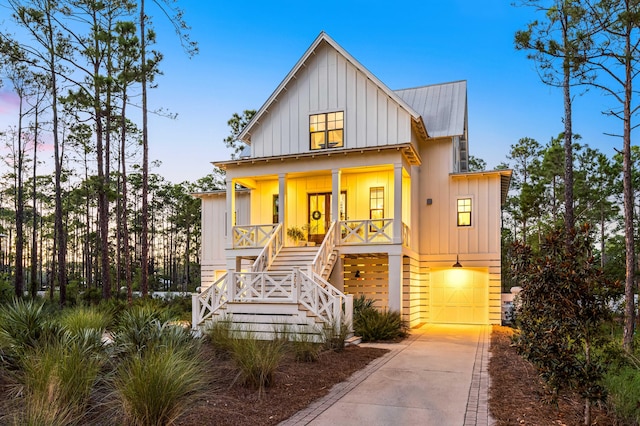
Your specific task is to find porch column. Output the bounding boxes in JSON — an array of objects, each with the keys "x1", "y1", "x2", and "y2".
[
  {"x1": 331, "y1": 169, "x2": 341, "y2": 223},
  {"x1": 393, "y1": 164, "x2": 403, "y2": 244},
  {"x1": 388, "y1": 253, "x2": 403, "y2": 312},
  {"x1": 226, "y1": 177, "x2": 235, "y2": 249},
  {"x1": 278, "y1": 173, "x2": 286, "y2": 224}
]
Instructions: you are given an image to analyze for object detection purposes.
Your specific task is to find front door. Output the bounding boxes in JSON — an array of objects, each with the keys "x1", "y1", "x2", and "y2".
[{"x1": 308, "y1": 193, "x2": 331, "y2": 244}]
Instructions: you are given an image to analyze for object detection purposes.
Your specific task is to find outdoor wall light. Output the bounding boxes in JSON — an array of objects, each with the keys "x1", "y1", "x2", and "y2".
[
  {"x1": 452, "y1": 255, "x2": 463, "y2": 268},
  {"x1": 355, "y1": 270, "x2": 361, "y2": 278}
]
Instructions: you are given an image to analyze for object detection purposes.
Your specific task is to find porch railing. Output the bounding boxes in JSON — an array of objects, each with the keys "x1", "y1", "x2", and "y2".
[
  {"x1": 251, "y1": 223, "x2": 284, "y2": 272},
  {"x1": 311, "y1": 220, "x2": 337, "y2": 278},
  {"x1": 339, "y1": 219, "x2": 394, "y2": 244},
  {"x1": 232, "y1": 224, "x2": 277, "y2": 248},
  {"x1": 192, "y1": 269, "x2": 353, "y2": 330},
  {"x1": 192, "y1": 273, "x2": 229, "y2": 327}
]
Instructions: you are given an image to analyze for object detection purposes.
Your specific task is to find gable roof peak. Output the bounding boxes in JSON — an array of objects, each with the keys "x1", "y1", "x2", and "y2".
[{"x1": 238, "y1": 32, "x2": 426, "y2": 144}]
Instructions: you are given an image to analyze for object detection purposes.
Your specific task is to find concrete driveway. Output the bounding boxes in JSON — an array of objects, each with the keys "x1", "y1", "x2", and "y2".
[{"x1": 282, "y1": 324, "x2": 491, "y2": 426}]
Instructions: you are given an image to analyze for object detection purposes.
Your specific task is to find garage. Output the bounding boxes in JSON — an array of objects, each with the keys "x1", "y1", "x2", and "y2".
[{"x1": 429, "y1": 267, "x2": 488, "y2": 324}]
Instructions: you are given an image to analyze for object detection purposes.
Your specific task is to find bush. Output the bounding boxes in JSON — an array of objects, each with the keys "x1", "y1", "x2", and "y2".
[
  {"x1": 321, "y1": 320, "x2": 350, "y2": 352},
  {"x1": 56, "y1": 306, "x2": 112, "y2": 335},
  {"x1": 231, "y1": 333, "x2": 285, "y2": 392},
  {"x1": 18, "y1": 330, "x2": 106, "y2": 423},
  {"x1": 205, "y1": 317, "x2": 235, "y2": 358},
  {"x1": 354, "y1": 308, "x2": 408, "y2": 342},
  {"x1": 290, "y1": 329, "x2": 322, "y2": 362},
  {"x1": 113, "y1": 345, "x2": 203, "y2": 426},
  {"x1": 0, "y1": 298, "x2": 58, "y2": 363},
  {"x1": 604, "y1": 365, "x2": 640, "y2": 424}
]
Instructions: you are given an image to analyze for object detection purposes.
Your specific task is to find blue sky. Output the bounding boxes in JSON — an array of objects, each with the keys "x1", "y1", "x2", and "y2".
[{"x1": 0, "y1": 1, "x2": 626, "y2": 183}]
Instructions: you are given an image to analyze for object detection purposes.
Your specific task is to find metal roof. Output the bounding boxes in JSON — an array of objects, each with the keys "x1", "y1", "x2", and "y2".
[{"x1": 395, "y1": 81, "x2": 467, "y2": 138}]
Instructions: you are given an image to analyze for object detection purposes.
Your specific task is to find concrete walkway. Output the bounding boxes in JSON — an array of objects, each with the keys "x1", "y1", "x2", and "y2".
[{"x1": 281, "y1": 324, "x2": 491, "y2": 426}]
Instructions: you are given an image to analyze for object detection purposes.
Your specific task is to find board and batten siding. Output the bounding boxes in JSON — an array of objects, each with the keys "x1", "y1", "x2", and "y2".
[
  {"x1": 249, "y1": 42, "x2": 413, "y2": 157},
  {"x1": 418, "y1": 138, "x2": 502, "y2": 257}
]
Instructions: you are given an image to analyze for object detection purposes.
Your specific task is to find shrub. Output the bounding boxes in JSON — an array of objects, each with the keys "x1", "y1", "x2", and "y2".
[
  {"x1": 321, "y1": 319, "x2": 350, "y2": 352},
  {"x1": 113, "y1": 345, "x2": 203, "y2": 426},
  {"x1": 231, "y1": 333, "x2": 285, "y2": 392},
  {"x1": 353, "y1": 294, "x2": 375, "y2": 315},
  {"x1": 113, "y1": 304, "x2": 174, "y2": 355},
  {"x1": 604, "y1": 365, "x2": 640, "y2": 424},
  {"x1": 18, "y1": 330, "x2": 106, "y2": 423},
  {"x1": 354, "y1": 308, "x2": 408, "y2": 342},
  {"x1": 205, "y1": 317, "x2": 235, "y2": 358},
  {"x1": 0, "y1": 298, "x2": 58, "y2": 363},
  {"x1": 290, "y1": 328, "x2": 322, "y2": 362},
  {"x1": 56, "y1": 306, "x2": 112, "y2": 335}
]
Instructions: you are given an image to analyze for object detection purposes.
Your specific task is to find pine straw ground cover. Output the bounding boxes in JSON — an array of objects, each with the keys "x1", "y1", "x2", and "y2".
[{"x1": 489, "y1": 325, "x2": 614, "y2": 426}]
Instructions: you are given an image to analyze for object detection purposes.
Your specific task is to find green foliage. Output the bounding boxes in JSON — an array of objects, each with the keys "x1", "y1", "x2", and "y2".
[
  {"x1": 0, "y1": 274, "x2": 13, "y2": 304},
  {"x1": 18, "y1": 330, "x2": 106, "y2": 424},
  {"x1": 0, "y1": 298, "x2": 58, "y2": 362},
  {"x1": 224, "y1": 110, "x2": 256, "y2": 159},
  {"x1": 113, "y1": 345, "x2": 203, "y2": 426},
  {"x1": 353, "y1": 307, "x2": 408, "y2": 342},
  {"x1": 604, "y1": 365, "x2": 640, "y2": 424},
  {"x1": 230, "y1": 333, "x2": 285, "y2": 392},
  {"x1": 286, "y1": 226, "x2": 306, "y2": 243},
  {"x1": 56, "y1": 305, "x2": 111, "y2": 335},
  {"x1": 204, "y1": 317, "x2": 235, "y2": 358},
  {"x1": 353, "y1": 294, "x2": 375, "y2": 314},
  {"x1": 512, "y1": 225, "x2": 614, "y2": 406},
  {"x1": 321, "y1": 319, "x2": 350, "y2": 352},
  {"x1": 289, "y1": 330, "x2": 322, "y2": 362}
]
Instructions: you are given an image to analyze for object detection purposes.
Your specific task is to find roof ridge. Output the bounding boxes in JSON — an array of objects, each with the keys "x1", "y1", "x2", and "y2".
[{"x1": 394, "y1": 80, "x2": 467, "y2": 92}]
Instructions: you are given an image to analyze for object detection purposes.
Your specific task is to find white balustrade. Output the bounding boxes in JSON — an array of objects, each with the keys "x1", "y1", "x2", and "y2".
[{"x1": 232, "y1": 224, "x2": 278, "y2": 248}]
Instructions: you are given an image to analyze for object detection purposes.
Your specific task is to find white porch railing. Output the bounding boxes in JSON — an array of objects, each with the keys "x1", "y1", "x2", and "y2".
[
  {"x1": 192, "y1": 273, "x2": 229, "y2": 327},
  {"x1": 311, "y1": 221, "x2": 337, "y2": 278},
  {"x1": 251, "y1": 223, "x2": 284, "y2": 272},
  {"x1": 232, "y1": 224, "x2": 278, "y2": 248},
  {"x1": 298, "y1": 269, "x2": 353, "y2": 328},
  {"x1": 338, "y1": 219, "x2": 410, "y2": 246},
  {"x1": 192, "y1": 269, "x2": 353, "y2": 330}
]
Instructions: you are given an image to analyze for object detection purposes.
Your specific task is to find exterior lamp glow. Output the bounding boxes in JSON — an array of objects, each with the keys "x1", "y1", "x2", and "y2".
[{"x1": 452, "y1": 255, "x2": 462, "y2": 268}]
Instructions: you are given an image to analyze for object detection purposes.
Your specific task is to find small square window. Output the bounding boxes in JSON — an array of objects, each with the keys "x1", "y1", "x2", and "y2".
[{"x1": 457, "y1": 198, "x2": 471, "y2": 227}]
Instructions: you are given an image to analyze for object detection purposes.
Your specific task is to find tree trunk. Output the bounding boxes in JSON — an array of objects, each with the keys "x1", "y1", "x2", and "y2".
[
  {"x1": 562, "y1": 12, "x2": 574, "y2": 239},
  {"x1": 140, "y1": 0, "x2": 149, "y2": 297}
]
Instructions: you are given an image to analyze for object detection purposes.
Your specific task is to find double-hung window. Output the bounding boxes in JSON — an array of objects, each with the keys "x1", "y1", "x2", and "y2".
[
  {"x1": 457, "y1": 198, "x2": 472, "y2": 227},
  {"x1": 310, "y1": 111, "x2": 344, "y2": 150}
]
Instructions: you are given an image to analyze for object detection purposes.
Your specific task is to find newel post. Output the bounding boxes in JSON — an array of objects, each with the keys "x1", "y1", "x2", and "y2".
[
  {"x1": 227, "y1": 269, "x2": 235, "y2": 302},
  {"x1": 191, "y1": 293, "x2": 200, "y2": 330},
  {"x1": 345, "y1": 294, "x2": 354, "y2": 332}
]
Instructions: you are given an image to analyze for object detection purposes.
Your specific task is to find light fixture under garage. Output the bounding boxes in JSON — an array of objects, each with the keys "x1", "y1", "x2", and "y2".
[{"x1": 452, "y1": 255, "x2": 462, "y2": 268}]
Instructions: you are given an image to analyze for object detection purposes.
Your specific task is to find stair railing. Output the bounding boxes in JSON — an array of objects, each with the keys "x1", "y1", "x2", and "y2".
[
  {"x1": 192, "y1": 272, "x2": 229, "y2": 329},
  {"x1": 296, "y1": 268, "x2": 353, "y2": 330},
  {"x1": 311, "y1": 220, "x2": 337, "y2": 278},
  {"x1": 251, "y1": 223, "x2": 284, "y2": 272}
]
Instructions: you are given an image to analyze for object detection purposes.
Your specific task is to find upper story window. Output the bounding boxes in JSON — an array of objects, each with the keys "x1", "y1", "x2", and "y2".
[
  {"x1": 457, "y1": 198, "x2": 472, "y2": 227},
  {"x1": 310, "y1": 111, "x2": 344, "y2": 150}
]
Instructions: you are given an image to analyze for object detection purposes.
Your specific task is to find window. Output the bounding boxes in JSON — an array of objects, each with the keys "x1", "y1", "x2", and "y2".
[
  {"x1": 370, "y1": 187, "x2": 384, "y2": 231},
  {"x1": 457, "y1": 198, "x2": 472, "y2": 227},
  {"x1": 310, "y1": 111, "x2": 344, "y2": 150},
  {"x1": 272, "y1": 195, "x2": 279, "y2": 224}
]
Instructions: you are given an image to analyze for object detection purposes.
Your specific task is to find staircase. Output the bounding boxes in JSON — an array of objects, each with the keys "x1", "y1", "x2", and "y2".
[{"x1": 192, "y1": 237, "x2": 350, "y2": 341}]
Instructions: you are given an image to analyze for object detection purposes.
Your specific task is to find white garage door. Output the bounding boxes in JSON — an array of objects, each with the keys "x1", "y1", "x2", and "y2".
[{"x1": 430, "y1": 268, "x2": 488, "y2": 324}]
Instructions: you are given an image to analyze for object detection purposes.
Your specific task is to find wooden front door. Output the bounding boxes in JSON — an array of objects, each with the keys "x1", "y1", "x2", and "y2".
[{"x1": 308, "y1": 193, "x2": 331, "y2": 244}]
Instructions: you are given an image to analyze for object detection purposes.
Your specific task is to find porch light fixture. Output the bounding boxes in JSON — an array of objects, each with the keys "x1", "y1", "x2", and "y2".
[
  {"x1": 355, "y1": 270, "x2": 361, "y2": 278},
  {"x1": 452, "y1": 255, "x2": 463, "y2": 268}
]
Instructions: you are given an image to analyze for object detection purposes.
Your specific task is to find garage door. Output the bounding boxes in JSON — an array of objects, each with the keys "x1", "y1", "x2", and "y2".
[{"x1": 430, "y1": 268, "x2": 488, "y2": 324}]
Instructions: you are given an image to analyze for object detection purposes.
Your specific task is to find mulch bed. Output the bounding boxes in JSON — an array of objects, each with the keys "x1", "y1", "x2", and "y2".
[
  {"x1": 488, "y1": 325, "x2": 614, "y2": 426},
  {"x1": 175, "y1": 343, "x2": 389, "y2": 426}
]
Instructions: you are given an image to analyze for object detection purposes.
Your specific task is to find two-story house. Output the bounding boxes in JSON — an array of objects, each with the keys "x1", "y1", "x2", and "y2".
[{"x1": 192, "y1": 32, "x2": 511, "y2": 336}]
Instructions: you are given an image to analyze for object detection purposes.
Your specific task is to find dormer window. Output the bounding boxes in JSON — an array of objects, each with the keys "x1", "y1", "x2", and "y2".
[{"x1": 310, "y1": 111, "x2": 344, "y2": 150}]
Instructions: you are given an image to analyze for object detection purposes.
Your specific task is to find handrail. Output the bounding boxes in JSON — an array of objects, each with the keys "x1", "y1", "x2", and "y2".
[
  {"x1": 191, "y1": 273, "x2": 228, "y2": 329},
  {"x1": 311, "y1": 220, "x2": 337, "y2": 278},
  {"x1": 251, "y1": 223, "x2": 284, "y2": 272},
  {"x1": 297, "y1": 268, "x2": 353, "y2": 329}
]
